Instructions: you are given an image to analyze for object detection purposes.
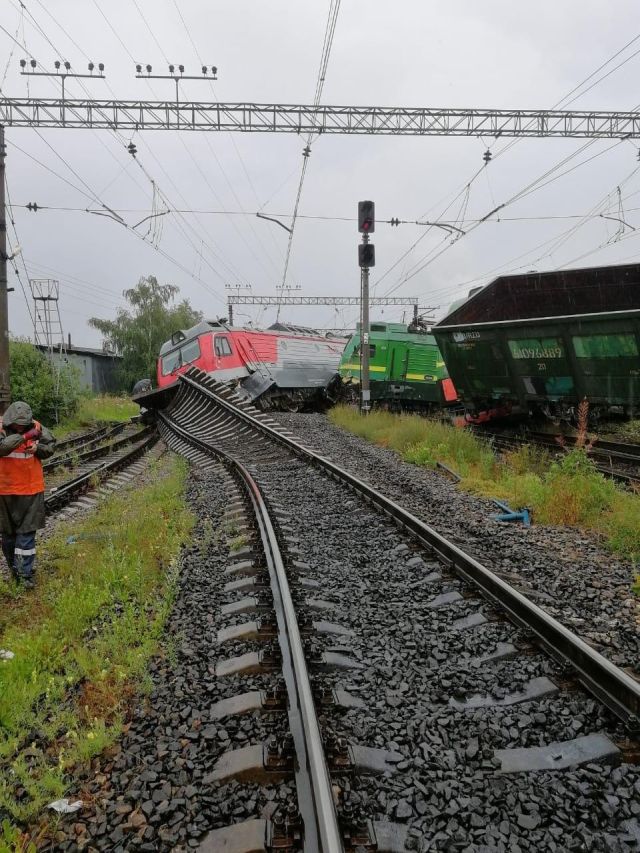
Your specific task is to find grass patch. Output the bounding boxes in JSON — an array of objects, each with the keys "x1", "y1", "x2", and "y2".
[
  {"x1": 0, "y1": 454, "x2": 194, "y2": 841},
  {"x1": 228, "y1": 533, "x2": 248, "y2": 552},
  {"x1": 54, "y1": 395, "x2": 139, "y2": 438},
  {"x1": 330, "y1": 405, "x2": 640, "y2": 574}
]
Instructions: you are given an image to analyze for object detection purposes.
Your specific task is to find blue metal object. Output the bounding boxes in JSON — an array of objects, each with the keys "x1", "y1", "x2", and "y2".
[{"x1": 491, "y1": 499, "x2": 530, "y2": 527}]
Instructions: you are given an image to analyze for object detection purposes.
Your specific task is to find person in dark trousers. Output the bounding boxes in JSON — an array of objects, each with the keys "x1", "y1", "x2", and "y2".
[{"x1": 0, "y1": 401, "x2": 55, "y2": 588}]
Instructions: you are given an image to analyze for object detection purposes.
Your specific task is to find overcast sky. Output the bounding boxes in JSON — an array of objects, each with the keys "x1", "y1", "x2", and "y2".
[{"x1": 2, "y1": 0, "x2": 640, "y2": 346}]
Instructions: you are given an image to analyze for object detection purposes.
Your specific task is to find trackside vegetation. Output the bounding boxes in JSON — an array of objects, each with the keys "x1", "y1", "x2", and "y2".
[
  {"x1": 54, "y1": 395, "x2": 140, "y2": 438},
  {"x1": 0, "y1": 454, "x2": 193, "y2": 849},
  {"x1": 329, "y1": 406, "x2": 640, "y2": 584}
]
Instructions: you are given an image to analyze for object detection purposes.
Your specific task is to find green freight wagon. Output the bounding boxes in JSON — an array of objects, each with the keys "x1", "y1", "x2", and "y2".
[
  {"x1": 339, "y1": 321, "x2": 457, "y2": 409},
  {"x1": 433, "y1": 263, "x2": 640, "y2": 420}
]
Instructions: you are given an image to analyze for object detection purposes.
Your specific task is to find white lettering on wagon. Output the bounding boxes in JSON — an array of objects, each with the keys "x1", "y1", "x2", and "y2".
[{"x1": 511, "y1": 346, "x2": 563, "y2": 360}]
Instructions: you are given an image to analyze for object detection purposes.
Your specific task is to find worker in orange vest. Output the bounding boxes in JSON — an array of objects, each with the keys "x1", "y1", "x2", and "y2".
[{"x1": 0, "y1": 401, "x2": 56, "y2": 588}]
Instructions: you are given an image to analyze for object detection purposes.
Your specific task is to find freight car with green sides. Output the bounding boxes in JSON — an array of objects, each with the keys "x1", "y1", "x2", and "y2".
[
  {"x1": 433, "y1": 263, "x2": 640, "y2": 421},
  {"x1": 339, "y1": 321, "x2": 457, "y2": 409}
]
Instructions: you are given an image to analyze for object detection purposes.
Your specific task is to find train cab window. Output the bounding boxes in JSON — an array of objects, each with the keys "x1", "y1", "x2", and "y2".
[
  {"x1": 572, "y1": 333, "x2": 638, "y2": 358},
  {"x1": 180, "y1": 339, "x2": 201, "y2": 365},
  {"x1": 354, "y1": 344, "x2": 376, "y2": 357},
  {"x1": 215, "y1": 336, "x2": 233, "y2": 357},
  {"x1": 161, "y1": 349, "x2": 181, "y2": 375}
]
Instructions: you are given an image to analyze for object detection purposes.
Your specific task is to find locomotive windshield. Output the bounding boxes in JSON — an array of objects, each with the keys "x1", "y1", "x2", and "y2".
[{"x1": 161, "y1": 339, "x2": 201, "y2": 375}]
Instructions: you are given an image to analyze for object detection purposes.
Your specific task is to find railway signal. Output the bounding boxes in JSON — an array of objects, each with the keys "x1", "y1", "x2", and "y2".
[
  {"x1": 358, "y1": 200, "x2": 375, "y2": 233},
  {"x1": 358, "y1": 243, "x2": 375, "y2": 268},
  {"x1": 358, "y1": 200, "x2": 375, "y2": 415}
]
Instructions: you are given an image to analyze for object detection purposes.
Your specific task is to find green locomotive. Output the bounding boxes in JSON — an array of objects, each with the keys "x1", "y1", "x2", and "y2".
[{"x1": 338, "y1": 320, "x2": 457, "y2": 409}]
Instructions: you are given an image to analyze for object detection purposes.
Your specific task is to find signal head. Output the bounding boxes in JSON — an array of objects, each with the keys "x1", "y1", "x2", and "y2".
[
  {"x1": 88, "y1": 61, "x2": 94, "y2": 72},
  {"x1": 136, "y1": 63, "x2": 142, "y2": 73},
  {"x1": 169, "y1": 63, "x2": 175, "y2": 73},
  {"x1": 178, "y1": 64, "x2": 184, "y2": 74},
  {"x1": 19, "y1": 59, "x2": 26, "y2": 69},
  {"x1": 201, "y1": 65, "x2": 207, "y2": 75},
  {"x1": 64, "y1": 61, "x2": 71, "y2": 70},
  {"x1": 30, "y1": 59, "x2": 36, "y2": 69},
  {"x1": 54, "y1": 60, "x2": 61, "y2": 69},
  {"x1": 146, "y1": 63, "x2": 152, "y2": 73},
  {"x1": 98, "y1": 62, "x2": 104, "y2": 72},
  {"x1": 211, "y1": 65, "x2": 217, "y2": 76},
  {"x1": 357, "y1": 200, "x2": 375, "y2": 234}
]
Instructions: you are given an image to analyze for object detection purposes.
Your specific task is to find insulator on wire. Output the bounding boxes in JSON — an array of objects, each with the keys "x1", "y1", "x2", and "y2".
[
  {"x1": 390, "y1": 217, "x2": 400, "y2": 226},
  {"x1": 127, "y1": 141, "x2": 137, "y2": 156},
  {"x1": 483, "y1": 148, "x2": 492, "y2": 164}
]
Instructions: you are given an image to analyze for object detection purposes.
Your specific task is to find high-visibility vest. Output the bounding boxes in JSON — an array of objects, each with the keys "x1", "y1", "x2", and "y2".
[{"x1": 0, "y1": 420, "x2": 45, "y2": 495}]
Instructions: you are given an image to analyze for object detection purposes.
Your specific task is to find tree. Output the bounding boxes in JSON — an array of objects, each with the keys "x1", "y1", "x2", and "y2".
[
  {"x1": 9, "y1": 339, "x2": 81, "y2": 423},
  {"x1": 90, "y1": 276, "x2": 203, "y2": 391}
]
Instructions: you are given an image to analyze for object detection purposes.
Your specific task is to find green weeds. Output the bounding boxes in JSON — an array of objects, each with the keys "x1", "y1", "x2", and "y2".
[
  {"x1": 54, "y1": 395, "x2": 139, "y2": 438},
  {"x1": 330, "y1": 406, "x2": 640, "y2": 574},
  {"x1": 0, "y1": 454, "x2": 193, "y2": 836}
]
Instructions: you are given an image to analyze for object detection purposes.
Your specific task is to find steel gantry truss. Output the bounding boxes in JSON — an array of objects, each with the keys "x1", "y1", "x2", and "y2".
[
  {"x1": 2, "y1": 98, "x2": 640, "y2": 137},
  {"x1": 227, "y1": 295, "x2": 422, "y2": 305}
]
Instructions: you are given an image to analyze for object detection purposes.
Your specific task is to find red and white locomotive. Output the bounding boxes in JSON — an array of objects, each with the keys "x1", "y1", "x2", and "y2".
[{"x1": 157, "y1": 320, "x2": 347, "y2": 410}]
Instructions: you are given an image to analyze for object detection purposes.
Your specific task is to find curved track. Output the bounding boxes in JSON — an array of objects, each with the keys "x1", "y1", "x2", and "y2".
[
  {"x1": 45, "y1": 425, "x2": 157, "y2": 514},
  {"x1": 157, "y1": 368, "x2": 640, "y2": 851}
]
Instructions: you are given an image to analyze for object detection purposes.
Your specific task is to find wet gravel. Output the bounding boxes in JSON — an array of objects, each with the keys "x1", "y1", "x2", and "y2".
[
  {"x1": 53, "y1": 465, "x2": 297, "y2": 852},
  {"x1": 53, "y1": 409, "x2": 640, "y2": 852},
  {"x1": 275, "y1": 412, "x2": 640, "y2": 672},
  {"x1": 245, "y1": 454, "x2": 640, "y2": 852}
]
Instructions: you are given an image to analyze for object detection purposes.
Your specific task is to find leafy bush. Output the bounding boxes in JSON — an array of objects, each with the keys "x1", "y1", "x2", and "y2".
[{"x1": 9, "y1": 340, "x2": 81, "y2": 425}]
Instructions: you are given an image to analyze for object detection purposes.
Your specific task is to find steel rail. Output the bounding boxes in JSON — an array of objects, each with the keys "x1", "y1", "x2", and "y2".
[
  {"x1": 54, "y1": 422, "x2": 122, "y2": 453},
  {"x1": 157, "y1": 411, "x2": 343, "y2": 853},
  {"x1": 45, "y1": 430, "x2": 157, "y2": 511},
  {"x1": 176, "y1": 370, "x2": 640, "y2": 729},
  {"x1": 45, "y1": 422, "x2": 131, "y2": 472},
  {"x1": 477, "y1": 430, "x2": 640, "y2": 488},
  {"x1": 46, "y1": 424, "x2": 151, "y2": 472},
  {"x1": 532, "y1": 431, "x2": 640, "y2": 463}
]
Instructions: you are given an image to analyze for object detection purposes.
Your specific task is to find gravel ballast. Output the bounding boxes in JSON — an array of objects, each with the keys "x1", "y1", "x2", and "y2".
[
  {"x1": 275, "y1": 412, "x2": 640, "y2": 672},
  {"x1": 52, "y1": 406, "x2": 640, "y2": 852}
]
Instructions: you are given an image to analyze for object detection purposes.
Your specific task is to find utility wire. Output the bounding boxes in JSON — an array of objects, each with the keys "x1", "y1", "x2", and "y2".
[
  {"x1": 169, "y1": 0, "x2": 284, "y2": 273},
  {"x1": 10, "y1": 0, "x2": 238, "y2": 302},
  {"x1": 280, "y1": 0, "x2": 342, "y2": 294},
  {"x1": 373, "y1": 29, "x2": 640, "y2": 302}
]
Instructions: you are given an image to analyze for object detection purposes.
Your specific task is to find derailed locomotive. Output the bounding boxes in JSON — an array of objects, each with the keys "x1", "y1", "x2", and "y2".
[
  {"x1": 154, "y1": 320, "x2": 346, "y2": 411},
  {"x1": 434, "y1": 262, "x2": 640, "y2": 421},
  {"x1": 338, "y1": 320, "x2": 457, "y2": 410}
]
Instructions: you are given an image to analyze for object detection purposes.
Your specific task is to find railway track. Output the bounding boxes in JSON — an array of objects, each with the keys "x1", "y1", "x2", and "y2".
[
  {"x1": 475, "y1": 428, "x2": 640, "y2": 488},
  {"x1": 45, "y1": 423, "x2": 157, "y2": 515},
  {"x1": 155, "y1": 368, "x2": 640, "y2": 851}
]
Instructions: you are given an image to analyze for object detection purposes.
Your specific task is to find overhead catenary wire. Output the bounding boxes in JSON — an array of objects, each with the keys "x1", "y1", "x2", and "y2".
[
  {"x1": 280, "y1": 0, "x2": 342, "y2": 297},
  {"x1": 8, "y1": 0, "x2": 243, "y2": 305},
  {"x1": 130, "y1": 0, "x2": 283, "y2": 280},
  {"x1": 168, "y1": 0, "x2": 285, "y2": 274},
  {"x1": 370, "y1": 28, "x2": 640, "y2": 305}
]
